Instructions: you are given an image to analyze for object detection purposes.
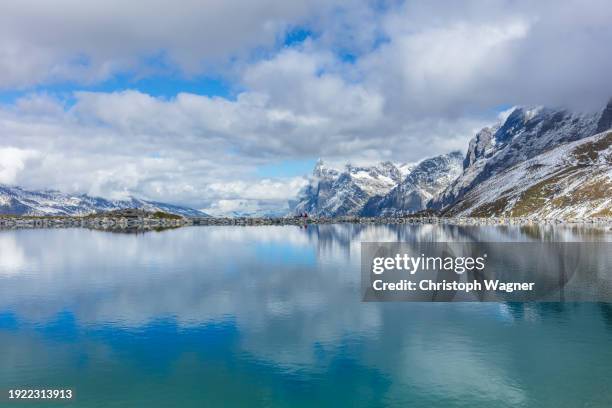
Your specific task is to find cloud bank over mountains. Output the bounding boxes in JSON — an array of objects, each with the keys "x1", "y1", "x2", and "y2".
[{"x1": 0, "y1": 0, "x2": 611, "y2": 212}]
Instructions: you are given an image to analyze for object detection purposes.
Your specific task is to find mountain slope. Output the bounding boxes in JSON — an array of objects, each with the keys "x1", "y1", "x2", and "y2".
[
  {"x1": 0, "y1": 185, "x2": 207, "y2": 217},
  {"x1": 443, "y1": 131, "x2": 612, "y2": 218},
  {"x1": 432, "y1": 99, "x2": 612, "y2": 211},
  {"x1": 361, "y1": 152, "x2": 463, "y2": 216}
]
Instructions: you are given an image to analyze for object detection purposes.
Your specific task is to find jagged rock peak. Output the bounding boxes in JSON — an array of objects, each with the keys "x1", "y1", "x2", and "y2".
[
  {"x1": 463, "y1": 127, "x2": 496, "y2": 169},
  {"x1": 312, "y1": 159, "x2": 339, "y2": 179}
]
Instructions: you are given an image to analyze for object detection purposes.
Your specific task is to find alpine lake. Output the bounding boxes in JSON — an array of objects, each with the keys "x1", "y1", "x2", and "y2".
[{"x1": 1, "y1": 223, "x2": 612, "y2": 407}]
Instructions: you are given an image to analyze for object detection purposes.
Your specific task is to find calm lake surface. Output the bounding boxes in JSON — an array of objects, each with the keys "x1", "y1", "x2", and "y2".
[{"x1": 1, "y1": 224, "x2": 612, "y2": 407}]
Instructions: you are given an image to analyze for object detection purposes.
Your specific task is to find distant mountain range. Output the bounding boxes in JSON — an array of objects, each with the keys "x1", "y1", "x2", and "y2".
[
  {"x1": 0, "y1": 185, "x2": 207, "y2": 217},
  {"x1": 291, "y1": 98, "x2": 612, "y2": 218}
]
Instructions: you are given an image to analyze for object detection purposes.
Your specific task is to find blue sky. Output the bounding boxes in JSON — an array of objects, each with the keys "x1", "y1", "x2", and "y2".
[
  {"x1": 0, "y1": 75, "x2": 233, "y2": 106},
  {"x1": 0, "y1": 25, "x2": 316, "y2": 106},
  {"x1": 256, "y1": 159, "x2": 319, "y2": 178}
]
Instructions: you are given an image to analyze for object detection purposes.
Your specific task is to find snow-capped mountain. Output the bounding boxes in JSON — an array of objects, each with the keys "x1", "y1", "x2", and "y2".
[
  {"x1": 443, "y1": 130, "x2": 612, "y2": 218},
  {"x1": 361, "y1": 152, "x2": 463, "y2": 216},
  {"x1": 0, "y1": 185, "x2": 208, "y2": 217},
  {"x1": 290, "y1": 160, "x2": 407, "y2": 217},
  {"x1": 432, "y1": 99, "x2": 612, "y2": 212},
  {"x1": 290, "y1": 154, "x2": 461, "y2": 217},
  {"x1": 202, "y1": 199, "x2": 289, "y2": 218}
]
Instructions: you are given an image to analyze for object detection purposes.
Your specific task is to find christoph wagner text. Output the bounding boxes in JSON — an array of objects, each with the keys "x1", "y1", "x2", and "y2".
[
  {"x1": 372, "y1": 280, "x2": 535, "y2": 293},
  {"x1": 372, "y1": 254, "x2": 487, "y2": 275}
]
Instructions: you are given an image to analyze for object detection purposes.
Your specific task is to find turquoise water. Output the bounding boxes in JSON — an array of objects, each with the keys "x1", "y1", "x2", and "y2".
[{"x1": 1, "y1": 225, "x2": 612, "y2": 407}]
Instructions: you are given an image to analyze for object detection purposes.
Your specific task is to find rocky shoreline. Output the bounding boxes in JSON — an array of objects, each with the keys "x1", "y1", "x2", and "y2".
[
  {"x1": 0, "y1": 213, "x2": 611, "y2": 231},
  {"x1": 192, "y1": 215, "x2": 612, "y2": 226},
  {"x1": 0, "y1": 214, "x2": 189, "y2": 232}
]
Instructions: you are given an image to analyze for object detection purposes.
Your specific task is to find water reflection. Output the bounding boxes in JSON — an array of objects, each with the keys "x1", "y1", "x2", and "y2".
[{"x1": 0, "y1": 224, "x2": 611, "y2": 407}]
